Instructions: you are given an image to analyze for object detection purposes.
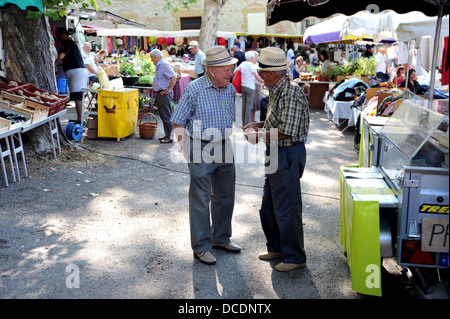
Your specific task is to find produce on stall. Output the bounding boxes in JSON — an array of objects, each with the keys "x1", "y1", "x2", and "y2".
[
  {"x1": 0, "y1": 76, "x2": 68, "y2": 118},
  {"x1": 118, "y1": 49, "x2": 156, "y2": 86},
  {"x1": 0, "y1": 76, "x2": 68, "y2": 131},
  {"x1": 306, "y1": 57, "x2": 377, "y2": 81}
]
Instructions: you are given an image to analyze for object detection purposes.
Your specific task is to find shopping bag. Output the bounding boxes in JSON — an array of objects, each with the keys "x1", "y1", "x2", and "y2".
[{"x1": 232, "y1": 70, "x2": 241, "y2": 94}]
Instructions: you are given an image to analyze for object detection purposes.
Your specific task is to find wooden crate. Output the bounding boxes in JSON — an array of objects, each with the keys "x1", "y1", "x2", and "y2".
[
  {"x1": 0, "y1": 104, "x2": 32, "y2": 129},
  {"x1": 1, "y1": 90, "x2": 26, "y2": 105},
  {"x1": 0, "y1": 100, "x2": 10, "y2": 109},
  {"x1": 3, "y1": 88, "x2": 61, "y2": 115},
  {"x1": 0, "y1": 117, "x2": 10, "y2": 133},
  {"x1": 13, "y1": 100, "x2": 49, "y2": 123}
]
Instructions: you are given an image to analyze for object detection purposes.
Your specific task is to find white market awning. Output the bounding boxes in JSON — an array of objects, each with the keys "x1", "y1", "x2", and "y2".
[{"x1": 395, "y1": 16, "x2": 449, "y2": 42}]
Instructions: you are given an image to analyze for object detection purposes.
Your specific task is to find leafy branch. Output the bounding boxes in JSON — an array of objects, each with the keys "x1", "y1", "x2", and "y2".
[
  {"x1": 27, "y1": 0, "x2": 112, "y2": 20},
  {"x1": 163, "y1": 0, "x2": 198, "y2": 12}
]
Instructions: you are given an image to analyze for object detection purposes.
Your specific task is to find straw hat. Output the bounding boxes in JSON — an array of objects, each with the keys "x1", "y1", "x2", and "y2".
[
  {"x1": 188, "y1": 40, "x2": 199, "y2": 49},
  {"x1": 174, "y1": 36, "x2": 183, "y2": 46},
  {"x1": 202, "y1": 46, "x2": 238, "y2": 67},
  {"x1": 254, "y1": 47, "x2": 291, "y2": 71}
]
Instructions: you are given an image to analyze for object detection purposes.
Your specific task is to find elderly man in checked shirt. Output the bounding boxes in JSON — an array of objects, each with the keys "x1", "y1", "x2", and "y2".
[
  {"x1": 150, "y1": 49, "x2": 177, "y2": 143},
  {"x1": 170, "y1": 46, "x2": 241, "y2": 266},
  {"x1": 243, "y1": 47, "x2": 310, "y2": 272}
]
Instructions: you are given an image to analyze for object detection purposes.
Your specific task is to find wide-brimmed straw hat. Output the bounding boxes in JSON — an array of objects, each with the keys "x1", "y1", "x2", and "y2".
[
  {"x1": 174, "y1": 36, "x2": 184, "y2": 46},
  {"x1": 202, "y1": 46, "x2": 238, "y2": 67},
  {"x1": 188, "y1": 40, "x2": 199, "y2": 49},
  {"x1": 254, "y1": 47, "x2": 291, "y2": 71}
]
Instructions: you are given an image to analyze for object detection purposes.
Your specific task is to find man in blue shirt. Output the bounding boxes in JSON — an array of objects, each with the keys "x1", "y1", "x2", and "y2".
[
  {"x1": 171, "y1": 46, "x2": 240, "y2": 265},
  {"x1": 188, "y1": 41, "x2": 206, "y2": 78},
  {"x1": 150, "y1": 49, "x2": 177, "y2": 143}
]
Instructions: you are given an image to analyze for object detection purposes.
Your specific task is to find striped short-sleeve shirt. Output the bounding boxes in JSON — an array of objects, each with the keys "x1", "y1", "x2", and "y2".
[
  {"x1": 263, "y1": 76, "x2": 309, "y2": 147},
  {"x1": 170, "y1": 74, "x2": 236, "y2": 142}
]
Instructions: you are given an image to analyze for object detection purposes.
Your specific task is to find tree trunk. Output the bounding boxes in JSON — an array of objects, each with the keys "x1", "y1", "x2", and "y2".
[
  {"x1": 198, "y1": 0, "x2": 227, "y2": 51},
  {"x1": 0, "y1": 6, "x2": 65, "y2": 155},
  {"x1": 0, "y1": 7, "x2": 57, "y2": 91}
]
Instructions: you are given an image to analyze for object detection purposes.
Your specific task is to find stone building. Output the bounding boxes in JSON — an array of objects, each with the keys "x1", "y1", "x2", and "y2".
[{"x1": 94, "y1": 0, "x2": 318, "y2": 36}]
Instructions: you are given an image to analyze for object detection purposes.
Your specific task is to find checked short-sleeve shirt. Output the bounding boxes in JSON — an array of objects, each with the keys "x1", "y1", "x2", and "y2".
[
  {"x1": 152, "y1": 59, "x2": 176, "y2": 92},
  {"x1": 263, "y1": 75, "x2": 309, "y2": 147},
  {"x1": 170, "y1": 74, "x2": 236, "y2": 142}
]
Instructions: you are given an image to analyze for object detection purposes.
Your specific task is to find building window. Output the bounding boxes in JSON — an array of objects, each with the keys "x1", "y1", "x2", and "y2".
[{"x1": 180, "y1": 17, "x2": 202, "y2": 30}]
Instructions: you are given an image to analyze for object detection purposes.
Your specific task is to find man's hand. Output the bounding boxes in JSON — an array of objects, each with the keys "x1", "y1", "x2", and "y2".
[
  {"x1": 173, "y1": 124, "x2": 186, "y2": 158},
  {"x1": 243, "y1": 127, "x2": 259, "y2": 144},
  {"x1": 243, "y1": 122, "x2": 264, "y2": 144}
]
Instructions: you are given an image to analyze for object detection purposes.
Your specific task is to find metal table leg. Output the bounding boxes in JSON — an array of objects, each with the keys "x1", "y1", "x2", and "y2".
[
  {"x1": 48, "y1": 118, "x2": 61, "y2": 159},
  {"x1": 1, "y1": 136, "x2": 16, "y2": 186},
  {"x1": 9, "y1": 131, "x2": 28, "y2": 180}
]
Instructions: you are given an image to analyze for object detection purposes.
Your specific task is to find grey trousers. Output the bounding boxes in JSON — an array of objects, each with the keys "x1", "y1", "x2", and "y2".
[
  {"x1": 155, "y1": 91, "x2": 174, "y2": 139},
  {"x1": 186, "y1": 137, "x2": 236, "y2": 253},
  {"x1": 241, "y1": 86, "x2": 254, "y2": 126}
]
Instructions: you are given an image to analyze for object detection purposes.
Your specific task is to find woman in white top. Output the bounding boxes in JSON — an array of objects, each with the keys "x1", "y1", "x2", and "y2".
[
  {"x1": 320, "y1": 50, "x2": 332, "y2": 74},
  {"x1": 234, "y1": 51, "x2": 263, "y2": 126},
  {"x1": 251, "y1": 51, "x2": 264, "y2": 122}
]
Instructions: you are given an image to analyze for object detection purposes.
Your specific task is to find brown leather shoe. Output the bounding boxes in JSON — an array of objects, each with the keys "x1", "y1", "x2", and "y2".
[
  {"x1": 275, "y1": 262, "x2": 307, "y2": 272},
  {"x1": 258, "y1": 252, "x2": 283, "y2": 260}
]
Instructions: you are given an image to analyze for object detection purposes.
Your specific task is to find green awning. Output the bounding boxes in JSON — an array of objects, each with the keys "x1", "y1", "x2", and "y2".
[{"x1": 0, "y1": 0, "x2": 43, "y2": 11}]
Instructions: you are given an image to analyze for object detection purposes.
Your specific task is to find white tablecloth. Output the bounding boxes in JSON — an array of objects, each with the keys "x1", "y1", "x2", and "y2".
[{"x1": 324, "y1": 92, "x2": 360, "y2": 126}]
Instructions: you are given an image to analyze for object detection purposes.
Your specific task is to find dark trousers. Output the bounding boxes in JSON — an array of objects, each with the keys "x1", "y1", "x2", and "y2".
[
  {"x1": 259, "y1": 142, "x2": 307, "y2": 264},
  {"x1": 155, "y1": 91, "x2": 174, "y2": 139}
]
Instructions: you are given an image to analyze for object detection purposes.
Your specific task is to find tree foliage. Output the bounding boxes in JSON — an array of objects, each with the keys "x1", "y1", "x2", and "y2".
[
  {"x1": 26, "y1": 0, "x2": 112, "y2": 20},
  {"x1": 163, "y1": 0, "x2": 198, "y2": 12}
]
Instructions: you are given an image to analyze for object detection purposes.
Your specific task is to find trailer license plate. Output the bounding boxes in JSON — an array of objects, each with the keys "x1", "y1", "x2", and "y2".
[{"x1": 421, "y1": 218, "x2": 449, "y2": 253}]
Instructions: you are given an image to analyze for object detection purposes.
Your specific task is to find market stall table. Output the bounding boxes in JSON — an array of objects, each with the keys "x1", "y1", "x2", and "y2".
[
  {"x1": 173, "y1": 74, "x2": 191, "y2": 104},
  {"x1": 1, "y1": 126, "x2": 21, "y2": 187},
  {"x1": 324, "y1": 92, "x2": 359, "y2": 130},
  {"x1": 1, "y1": 109, "x2": 66, "y2": 187},
  {"x1": 296, "y1": 80, "x2": 335, "y2": 109},
  {"x1": 21, "y1": 110, "x2": 66, "y2": 159}
]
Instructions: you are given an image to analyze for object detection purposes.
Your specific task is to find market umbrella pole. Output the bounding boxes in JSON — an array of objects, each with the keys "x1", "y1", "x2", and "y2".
[
  {"x1": 428, "y1": 3, "x2": 445, "y2": 109},
  {"x1": 405, "y1": 40, "x2": 411, "y2": 89}
]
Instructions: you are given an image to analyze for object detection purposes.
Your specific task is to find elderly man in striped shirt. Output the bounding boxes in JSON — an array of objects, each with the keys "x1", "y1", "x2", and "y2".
[
  {"x1": 170, "y1": 46, "x2": 240, "y2": 265},
  {"x1": 150, "y1": 49, "x2": 177, "y2": 143}
]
